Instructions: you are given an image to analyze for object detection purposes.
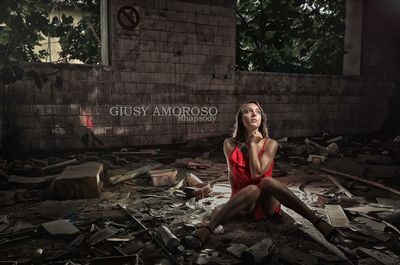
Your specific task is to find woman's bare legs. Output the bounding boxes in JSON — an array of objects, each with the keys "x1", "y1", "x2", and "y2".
[
  {"x1": 259, "y1": 178, "x2": 334, "y2": 237},
  {"x1": 195, "y1": 185, "x2": 260, "y2": 242},
  {"x1": 196, "y1": 178, "x2": 335, "y2": 244}
]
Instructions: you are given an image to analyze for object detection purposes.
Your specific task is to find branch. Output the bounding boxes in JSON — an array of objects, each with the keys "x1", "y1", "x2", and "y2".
[{"x1": 71, "y1": 2, "x2": 101, "y2": 44}]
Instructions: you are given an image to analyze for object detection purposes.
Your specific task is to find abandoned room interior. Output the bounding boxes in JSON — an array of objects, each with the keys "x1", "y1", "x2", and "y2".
[{"x1": 1, "y1": 0, "x2": 400, "y2": 264}]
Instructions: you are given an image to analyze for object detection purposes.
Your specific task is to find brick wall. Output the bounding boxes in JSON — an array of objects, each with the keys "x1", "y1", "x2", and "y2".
[{"x1": 0, "y1": 0, "x2": 396, "y2": 152}]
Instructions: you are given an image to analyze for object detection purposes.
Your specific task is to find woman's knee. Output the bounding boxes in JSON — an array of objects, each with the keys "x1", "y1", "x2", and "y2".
[
  {"x1": 241, "y1": 185, "x2": 260, "y2": 201},
  {"x1": 260, "y1": 178, "x2": 277, "y2": 191}
]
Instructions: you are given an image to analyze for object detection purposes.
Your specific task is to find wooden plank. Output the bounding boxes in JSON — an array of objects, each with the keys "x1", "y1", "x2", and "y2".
[{"x1": 324, "y1": 174, "x2": 354, "y2": 198}]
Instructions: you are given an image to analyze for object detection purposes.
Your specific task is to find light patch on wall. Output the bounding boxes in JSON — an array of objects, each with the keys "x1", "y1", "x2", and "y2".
[
  {"x1": 80, "y1": 107, "x2": 93, "y2": 128},
  {"x1": 89, "y1": 87, "x2": 100, "y2": 103},
  {"x1": 93, "y1": 127, "x2": 106, "y2": 135},
  {"x1": 145, "y1": 124, "x2": 152, "y2": 131},
  {"x1": 52, "y1": 124, "x2": 66, "y2": 135},
  {"x1": 115, "y1": 127, "x2": 129, "y2": 135},
  {"x1": 70, "y1": 104, "x2": 79, "y2": 112}
]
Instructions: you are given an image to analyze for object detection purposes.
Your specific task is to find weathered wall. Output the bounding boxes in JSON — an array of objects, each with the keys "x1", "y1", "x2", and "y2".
[
  {"x1": 1, "y1": 0, "x2": 237, "y2": 150},
  {"x1": 0, "y1": 0, "x2": 396, "y2": 152},
  {"x1": 361, "y1": 0, "x2": 400, "y2": 131},
  {"x1": 235, "y1": 72, "x2": 388, "y2": 138}
]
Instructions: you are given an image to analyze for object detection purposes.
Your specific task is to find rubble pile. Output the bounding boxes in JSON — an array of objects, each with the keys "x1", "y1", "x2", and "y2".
[{"x1": 0, "y1": 134, "x2": 399, "y2": 264}]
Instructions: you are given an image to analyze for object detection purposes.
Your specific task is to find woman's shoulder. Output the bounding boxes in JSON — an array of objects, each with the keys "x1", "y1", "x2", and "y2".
[
  {"x1": 224, "y1": 137, "x2": 236, "y2": 147},
  {"x1": 263, "y1": 137, "x2": 278, "y2": 151},
  {"x1": 223, "y1": 137, "x2": 237, "y2": 153}
]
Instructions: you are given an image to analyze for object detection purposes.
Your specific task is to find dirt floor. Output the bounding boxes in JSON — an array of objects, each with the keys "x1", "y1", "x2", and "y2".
[{"x1": 0, "y1": 133, "x2": 400, "y2": 265}]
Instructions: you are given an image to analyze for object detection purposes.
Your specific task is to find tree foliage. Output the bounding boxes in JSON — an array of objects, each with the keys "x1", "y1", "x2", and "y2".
[
  {"x1": 236, "y1": 0, "x2": 346, "y2": 74},
  {"x1": 51, "y1": 0, "x2": 101, "y2": 64},
  {"x1": 0, "y1": 0, "x2": 100, "y2": 84}
]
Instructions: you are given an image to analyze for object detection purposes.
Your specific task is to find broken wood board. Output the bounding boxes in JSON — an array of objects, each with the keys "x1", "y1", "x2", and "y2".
[
  {"x1": 109, "y1": 164, "x2": 161, "y2": 185},
  {"x1": 42, "y1": 158, "x2": 79, "y2": 171},
  {"x1": 112, "y1": 150, "x2": 159, "y2": 155},
  {"x1": 358, "y1": 247, "x2": 400, "y2": 265},
  {"x1": 319, "y1": 167, "x2": 400, "y2": 197},
  {"x1": 8, "y1": 174, "x2": 58, "y2": 184},
  {"x1": 324, "y1": 174, "x2": 354, "y2": 198},
  {"x1": 89, "y1": 255, "x2": 139, "y2": 265},
  {"x1": 376, "y1": 197, "x2": 399, "y2": 208},
  {"x1": 325, "y1": 205, "x2": 349, "y2": 228},
  {"x1": 344, "y1": 205, "x2": 393, "y2": 214}
]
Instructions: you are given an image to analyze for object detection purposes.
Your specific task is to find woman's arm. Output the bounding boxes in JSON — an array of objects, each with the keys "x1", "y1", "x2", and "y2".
[
  {"x1": 223, "y1": 138, "x2": 235, "y2": 186},
  {"x1": 248, "y1": 137, "x2": 278, "y2": 179}
]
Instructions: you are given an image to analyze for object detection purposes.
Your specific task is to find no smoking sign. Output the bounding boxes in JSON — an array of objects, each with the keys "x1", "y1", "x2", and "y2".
[{"x1": 117, "y1": 6, "x2": 140, "y2": 30}]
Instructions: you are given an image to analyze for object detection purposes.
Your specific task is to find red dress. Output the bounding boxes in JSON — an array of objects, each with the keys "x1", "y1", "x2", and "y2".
[{"x1": 228, "y1": 138, "x2": 281, "y2": 221}]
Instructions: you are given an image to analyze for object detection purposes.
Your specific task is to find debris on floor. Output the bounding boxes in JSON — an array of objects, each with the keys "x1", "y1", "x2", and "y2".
[{"x1": 0, "y1": 134, "x2": 399, "y2": 264}]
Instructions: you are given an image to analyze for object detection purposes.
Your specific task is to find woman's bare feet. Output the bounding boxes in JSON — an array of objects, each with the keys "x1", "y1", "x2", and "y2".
[
  {"x1": 313, "y1": 218, "x2": 338, "y2": 241},
  {"x1": 186, "y1": 173, "x2": 213, "y2": 200},
  {"x1": 193, "y1": 184, "x2": 212, "y2": 200},
  {"x1": 195, "y1": 226, "x2": 212, "y2": 244}
]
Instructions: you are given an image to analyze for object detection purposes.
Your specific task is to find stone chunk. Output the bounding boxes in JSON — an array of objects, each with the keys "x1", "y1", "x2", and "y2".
[{"x1": 50, "y1": 162, "x2": 103, "y2": 199}]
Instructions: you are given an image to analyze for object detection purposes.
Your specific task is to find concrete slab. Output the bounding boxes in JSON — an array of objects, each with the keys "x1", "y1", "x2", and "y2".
[{"x1": 50, "y1": 162, "x2": 103, "y2": 199}]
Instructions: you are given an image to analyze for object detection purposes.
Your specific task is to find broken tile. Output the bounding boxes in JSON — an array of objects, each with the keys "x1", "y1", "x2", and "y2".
[
  {"x1": 226, "y1": 243, "x2": 248, "y2": 258},
  {"x1": 354, "y1": 217, "x2": 386, "y2": 232},
  {"x1": 89, "y1": 226, "x2": 120, "y2": 245},
  {"x1": 345, "y1": 205, "x2": 393, "y2": 214},
  {"x1": 325, "y1": 204, "x2": 349, "y2": 228},
  {"x1": 41, "y1": 219, "x2": 80, "y2": 235},
  {"x1": 241, "y1": 238, "x2": 274, "y2": 265}
]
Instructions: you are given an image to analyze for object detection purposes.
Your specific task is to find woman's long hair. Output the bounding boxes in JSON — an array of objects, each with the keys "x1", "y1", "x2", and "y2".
[{"x1": 232, "y1": 100, "x2": 269, "y2": 144}]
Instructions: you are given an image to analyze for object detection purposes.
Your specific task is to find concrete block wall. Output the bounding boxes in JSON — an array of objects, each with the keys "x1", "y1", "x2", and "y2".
[
  {"x1": 235, "y1": 72, "x2": 389, "y2": 138},
  {"x1": 0, "y1": 0, "x2": 395, "y2": 152},
  {"x1": 0, "y1": 0, "x2": 237, "y2": 150}
]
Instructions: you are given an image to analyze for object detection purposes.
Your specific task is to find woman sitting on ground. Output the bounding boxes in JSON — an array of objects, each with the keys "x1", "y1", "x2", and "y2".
[{"x1": 195, "y1": 100, "x2": 336, "y2": 244}]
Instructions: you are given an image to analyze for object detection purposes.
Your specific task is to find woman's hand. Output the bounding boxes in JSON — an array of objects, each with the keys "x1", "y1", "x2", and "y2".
[{"x1": 249, "y1": 130, "x2": 263, "y2": 146}]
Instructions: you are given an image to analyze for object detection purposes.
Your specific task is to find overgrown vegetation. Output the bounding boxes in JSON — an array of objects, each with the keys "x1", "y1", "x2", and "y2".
[
  {"x1": 236, "y1": 0, "x2": 346, "y2": 74},
  {"x1": 0, "y1": 0, "x2": 100, "y2": 84}
]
